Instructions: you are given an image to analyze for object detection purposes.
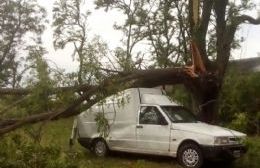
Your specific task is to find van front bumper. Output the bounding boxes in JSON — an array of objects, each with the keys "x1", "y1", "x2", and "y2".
[{"x1": 201, "y1": 144, "x2": 247, "y2": 160}]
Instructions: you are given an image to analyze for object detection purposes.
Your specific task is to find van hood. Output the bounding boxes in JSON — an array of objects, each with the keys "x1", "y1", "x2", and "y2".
[{"x1": 172, "y1": 122, "x2": 246, "y2": 137}]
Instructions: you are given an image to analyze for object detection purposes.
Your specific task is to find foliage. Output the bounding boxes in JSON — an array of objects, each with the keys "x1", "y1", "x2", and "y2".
[
  {"x1": 96, "y1": 0, "x2": 147, "y2": 70},
  {"x1": 229, "y1": 113, "x2": 248, "y2": 133},
  {"x1": 25, "y1": 46, "x2": 54, "y2": 113},
  {"x1": 95, "y1": 112, "x2": 110, "y2": 138},
  {"x1": 95, "y1": 0, "x2": 255, "y2": 68},
  {"x1": 233, "y1": 137, "x2": 260, "y2": 168},
  {"x1": 1, "y1": 46, "x2": 52, "y2": 119},
  {"x1": 53, "y1": 0, "x2": 109, "y2": 85},
  {"x1": 0, "y1": 44, "x2": 77, "y2": 121},
  {"x1": 0, "y1": 133, "x2": 79, "y2": 168},
  {"x1": 166, "y1": 85, "x2": 192, "y2": 109},
  {"x1": 95, "y1": 0, "x2": 190, "y2": 68},
  {"x1": 219, "y1": 70, "x2": 260, "y2": 134},
  {"x1": 0, "y1": 0, "x2": 46, "y2": 87}
]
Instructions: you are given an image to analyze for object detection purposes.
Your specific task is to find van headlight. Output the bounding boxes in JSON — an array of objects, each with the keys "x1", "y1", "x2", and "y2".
[{"x1": 214, "y1": 136, "x2": 229, "y2": 145}]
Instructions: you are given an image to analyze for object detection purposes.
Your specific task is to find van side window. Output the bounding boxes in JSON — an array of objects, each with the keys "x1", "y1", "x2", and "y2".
[{"x1": 139, "y1": 106, "x2": 167, "y2": 125}]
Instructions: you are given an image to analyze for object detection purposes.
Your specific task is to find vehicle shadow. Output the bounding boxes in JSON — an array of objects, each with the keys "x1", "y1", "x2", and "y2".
[
  {"x1": 202, "y1": 160, "x2": 236, "y2": 168},
  {"x1": 107, "y1": 151, "x2": 236, "y2": 168},
  {"x1": 108, "y1": 151, "x2": 177, "y2": 163}
]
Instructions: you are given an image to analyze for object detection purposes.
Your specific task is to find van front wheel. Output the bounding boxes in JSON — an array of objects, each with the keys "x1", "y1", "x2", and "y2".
[
  {"x1": 177, "y1": 142, "x2": 203, "y2": 168},
  {"x1": 93, "y1": 139, "x2": 108, "y2": 157}
]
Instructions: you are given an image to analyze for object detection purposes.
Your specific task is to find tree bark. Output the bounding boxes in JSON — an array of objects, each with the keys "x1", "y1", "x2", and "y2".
[{"x1": 188, "y1": 77, "x2": 220, "y2": 123}]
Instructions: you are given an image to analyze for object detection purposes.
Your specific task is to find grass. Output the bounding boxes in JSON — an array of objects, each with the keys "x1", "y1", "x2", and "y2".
[{"x1": 7, "y1": 117, "x2": 260, "y2": 168}]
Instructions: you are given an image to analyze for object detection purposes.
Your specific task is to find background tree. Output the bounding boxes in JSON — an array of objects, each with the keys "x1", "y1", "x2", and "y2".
[
  {"x1": 0, "y1": 0, "x2": 46, "y2": 88},
  {"x1": 96, "y1": 0, "x2": 149, "y2": 70},
  {"x1": 95, "y1": 0, "x2": 190, "y2": 69},
  {"x1": 53, "y1": 0, "x2": 109, "y2": 86}
]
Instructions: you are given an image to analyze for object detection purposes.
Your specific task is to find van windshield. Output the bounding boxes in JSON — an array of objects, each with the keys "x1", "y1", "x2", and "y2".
[{"x1": 161, "y1": 106, "x2": 198, "y2": 123}]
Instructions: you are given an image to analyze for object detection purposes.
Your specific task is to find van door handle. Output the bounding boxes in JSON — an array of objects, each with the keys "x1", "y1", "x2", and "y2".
[{"x1": 136, "y1": 125, "x2": 143, "y2": 129}]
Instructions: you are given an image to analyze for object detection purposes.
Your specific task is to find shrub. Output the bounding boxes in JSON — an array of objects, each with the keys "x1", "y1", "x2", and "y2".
[
  {"x1": 229, "y1": 113, "x2": 248, "y2": 133},
  {"x1": 219, "y1": 71, "x2": 260, "y2": 134},
  {"x1": 0, "y1": 133, "x2": 80, "y2": 168},
  {"x1": 233, "y1": 137, "x2": 260, "y2": 168}
]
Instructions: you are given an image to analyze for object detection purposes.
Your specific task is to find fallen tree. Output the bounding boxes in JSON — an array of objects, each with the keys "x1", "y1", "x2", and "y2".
[
  {"x1": 0, "y1": 85, "x2": 94, "y2": 96},
  {"x1": 0, "y1": 66, "x2": 194, "y2": 135},
  {"x1": 0, "y1": 0, "x2": 260, "y2": 137}
]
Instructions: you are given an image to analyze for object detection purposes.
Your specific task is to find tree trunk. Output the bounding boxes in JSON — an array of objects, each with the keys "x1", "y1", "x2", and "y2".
[
  {"x1": 197, "y1": 86, "x2": 219, "y2": 123},
  {"x1": 187, "y1": 75, "x2": 220, "y2": 123}
]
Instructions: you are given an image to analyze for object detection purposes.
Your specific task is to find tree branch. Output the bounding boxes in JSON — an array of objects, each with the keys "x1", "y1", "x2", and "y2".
[
  {"x1": 214, "y1": 0, "x2": 229, "y2": 76},
  {"x1": 195, "y1": 0, "x2": 213, "y2": 68},
  {"x1": 235, "y1": 15, "x2": 260, "y2": 25},
  {"x1": 0, "y1": 85, "x2": 94, "y2": 96},
  {"x1": 199, "y1": 0, "x2": 214, "y2": 38},
  {"x1": 0, "y1": 67, "x2": 196, "y2": 136}
]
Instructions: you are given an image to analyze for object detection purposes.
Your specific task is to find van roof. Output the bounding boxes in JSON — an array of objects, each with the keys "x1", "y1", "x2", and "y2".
[{"x1": 141, "y1": 94, "x2": 179, "y2": 105}]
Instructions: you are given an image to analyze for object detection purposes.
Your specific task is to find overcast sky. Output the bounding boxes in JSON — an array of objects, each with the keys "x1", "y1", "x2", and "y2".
[{"x1": 38, "y1": 0, "x2": 260, "y2": 72}]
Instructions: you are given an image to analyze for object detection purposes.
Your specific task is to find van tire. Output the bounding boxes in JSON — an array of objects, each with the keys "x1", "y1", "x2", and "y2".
[
  {"x1": 93, "y1": 139, "x2": 108, "y2": 157},
  {"x1": 177, "y1": 142, "x2": 203, "y2": 168}
]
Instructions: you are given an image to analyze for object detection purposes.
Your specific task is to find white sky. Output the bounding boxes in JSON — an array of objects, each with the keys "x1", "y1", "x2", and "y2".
[{"x1": 38, "y1": 0, "x2": 260, "y2": 72}]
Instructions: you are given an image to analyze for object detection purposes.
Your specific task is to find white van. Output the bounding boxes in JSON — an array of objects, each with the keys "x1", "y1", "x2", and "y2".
[{"x1": 70, "y1": 88, "x2": 247, "y2": 168}]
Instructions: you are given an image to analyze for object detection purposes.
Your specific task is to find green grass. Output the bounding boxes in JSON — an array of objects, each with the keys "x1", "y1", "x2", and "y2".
[{"x1": 7, "y1": 118, "x2": 260, "y2": 168}]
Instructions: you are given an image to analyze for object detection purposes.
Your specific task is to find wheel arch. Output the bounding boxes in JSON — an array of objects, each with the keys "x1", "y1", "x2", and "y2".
[
  {"x1": 177, "y1": 139, "x2": 201, "y2": 155},
  {"x1": 91, "y1": 137, "x2": 109, "y2": 150},
  {"x1": 176, "y1": 139, "x2": 204, "y2": 168}
]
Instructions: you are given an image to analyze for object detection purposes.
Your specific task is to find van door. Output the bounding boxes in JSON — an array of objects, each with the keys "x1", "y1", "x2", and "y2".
[{"x1": 136, "y1": 106, "x2": 170, "y2": 154}]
